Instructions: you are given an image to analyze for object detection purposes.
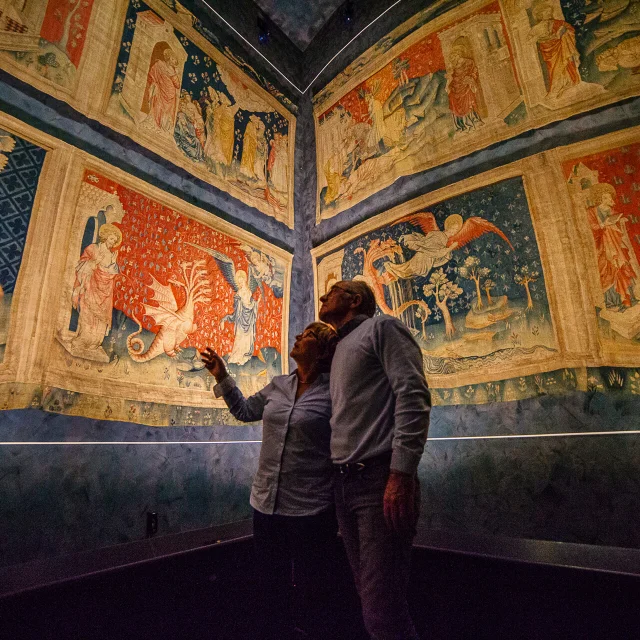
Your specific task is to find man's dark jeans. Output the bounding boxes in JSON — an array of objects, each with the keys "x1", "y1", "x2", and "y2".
[
  {"x1": 252, "y1": 506, "x2": 339, "y2": 640},
  {"x1": 334, "y1": 456, "x2": 420, "y2": 640}
]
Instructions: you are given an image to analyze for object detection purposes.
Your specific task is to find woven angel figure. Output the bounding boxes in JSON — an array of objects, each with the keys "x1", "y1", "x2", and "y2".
[
  {"x1": 384, "y1": 211, "x2": 514, "y2": 281},
  {"x1": 187, "y1": 243, "x2": 261, "y2": 366},
  {"x1": 239, "y1": 244, "x2": 284, "y2": 298}
]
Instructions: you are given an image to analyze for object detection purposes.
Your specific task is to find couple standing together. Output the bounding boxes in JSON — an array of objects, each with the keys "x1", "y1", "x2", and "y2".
[{"x1": 203, "y1": 280, "x2": 431, "y2": 640}]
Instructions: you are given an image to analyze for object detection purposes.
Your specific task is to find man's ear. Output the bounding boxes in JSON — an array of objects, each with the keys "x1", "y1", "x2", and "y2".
[{"x1": 349, "y1": 294, "x2": 363, "y2": 310}]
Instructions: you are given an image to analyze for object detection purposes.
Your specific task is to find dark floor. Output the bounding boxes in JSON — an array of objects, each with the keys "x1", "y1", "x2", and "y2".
[{"x1": 1, "y1": 539, "x2": 638, "y2": 640}]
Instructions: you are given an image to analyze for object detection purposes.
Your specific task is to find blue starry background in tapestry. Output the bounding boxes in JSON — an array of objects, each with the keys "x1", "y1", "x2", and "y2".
[
  {"x1": 336, "y1": 176, "x2": 557, "y2": 376},
  {"x1": 0, "y1": 129, "x2": 47, "y2": 362}
]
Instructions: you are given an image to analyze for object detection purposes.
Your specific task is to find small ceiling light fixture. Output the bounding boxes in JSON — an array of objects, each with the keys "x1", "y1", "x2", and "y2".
[
  {"x1": 257, "y1": 12, "x2": 271, "y2": 45},
  {"x1": 343, "y1": 0, "x2": 355, "y2": 26}
]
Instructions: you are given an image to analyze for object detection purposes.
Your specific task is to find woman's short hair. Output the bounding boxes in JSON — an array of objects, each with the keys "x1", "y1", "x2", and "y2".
[
  {"x1": 305, "y1": 322, "x2": 339, "y2": 373},
  {"x1": 339, "y1": 279, "x2": 377, "y2": 318}
]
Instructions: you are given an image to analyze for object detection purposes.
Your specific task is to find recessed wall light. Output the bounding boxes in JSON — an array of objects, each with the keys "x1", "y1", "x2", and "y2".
[
  {"x1": 257, "y1": 13, "x2": 271, "y2": 45},
  {"x1": 344, "y1": 1, "x2": 354, "y2": 26}
]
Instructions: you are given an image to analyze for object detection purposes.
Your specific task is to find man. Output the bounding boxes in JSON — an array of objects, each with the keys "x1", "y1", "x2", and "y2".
[{"x1": 319, "y1": 280, "x2": 430, "y2": 640}]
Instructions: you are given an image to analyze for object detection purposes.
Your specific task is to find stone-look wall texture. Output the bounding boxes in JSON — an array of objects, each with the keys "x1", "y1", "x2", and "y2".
[
  {"x1": 290, "y1": 98, "x2": 319, "y2": 340},
  {"x1": 3, "y1": 389, "x2": 639, "y2": 570},
  {"x1": 420, "y1": 427, "x2": 640, "y2": 548},
  {"x1": 420, "y1": 392, "x2": 640, "y2": 548},
  {"x1": 0, "y1": 410, "x2": 261, "y2": 569}
]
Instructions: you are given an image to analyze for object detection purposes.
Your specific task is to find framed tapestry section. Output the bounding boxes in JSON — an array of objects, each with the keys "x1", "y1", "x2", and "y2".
[
  {"x1": 314, "y1": 0, "x2": 640, "y2": 221},
  {"x1": 0, "y1": 110, "x2": 292, "y2": 426},
  {"x1": 313, "y1": 127, "x2": 640, "y2": 406},
  {"x1": 0, "y1": 0, "x2": 296, "y2": 227},
  {"x1": 555, "y1": 126, "x2": 640, "y2": 373}
]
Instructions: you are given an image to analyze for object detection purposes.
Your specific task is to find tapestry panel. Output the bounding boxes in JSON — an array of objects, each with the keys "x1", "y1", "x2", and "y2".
[
  {"x1": 557, "y1": 127, "x2": 640, "y2": 363},
  {"x1": 104, "y1": 0, "x2": 294, "y2": 225},
  {"x1": 313, "y1": 158, "x2": 575, "y2": 398},
  {"x1": 0, "y1": 0, "x2": 296, "y2": 227},
  {"x1": 0, "y1": 110, "x2": 292, "y2": 426},
  {"x1": 0, "y1": 0, "x2": 99, "y2": 96},
  {"x1": 314, "y1": 0, "x2": 640, "y2": 220},
  {"x1": 44, "y1": 157, "x2": 292, "y2": 422}
]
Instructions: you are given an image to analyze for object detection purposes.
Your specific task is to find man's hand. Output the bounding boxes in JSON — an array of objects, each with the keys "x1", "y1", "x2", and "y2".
[
  {"x1": 383, "y1": 470, "x2": 419, "y2": 534},
  {"x1": 202, "y1": 347, "x2": 228, "y2": 383}
]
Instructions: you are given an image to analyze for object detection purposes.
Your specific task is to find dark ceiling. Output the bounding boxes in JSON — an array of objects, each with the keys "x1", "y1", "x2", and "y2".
[{"x1": 252, "y1": 0, "x2": 348, "y2": 50}]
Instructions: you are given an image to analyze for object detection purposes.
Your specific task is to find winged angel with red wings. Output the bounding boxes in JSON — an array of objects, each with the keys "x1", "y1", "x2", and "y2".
[{"x1": 384, "y1": 211, "x2": 514, "y2": 281}]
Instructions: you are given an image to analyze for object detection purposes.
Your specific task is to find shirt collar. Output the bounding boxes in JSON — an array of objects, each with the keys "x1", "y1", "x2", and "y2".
[
  {"x1": 290, "y1": 371, "x2": 330, "y2": 385},
  {"x1": 337, "y1": 314, "x2": 370, "y2": 340}
]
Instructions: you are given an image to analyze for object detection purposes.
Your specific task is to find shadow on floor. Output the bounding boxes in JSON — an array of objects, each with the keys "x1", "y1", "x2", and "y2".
[{"x1": 1, "y1": 539, "x2": 638, "y2": 639}]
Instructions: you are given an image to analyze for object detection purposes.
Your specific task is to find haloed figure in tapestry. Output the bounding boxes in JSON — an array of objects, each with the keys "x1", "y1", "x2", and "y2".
[
  {"x1": 68, "y1": 223, "x2": 122, "y2": 360},
  {"x1": 142, "y1": 45, "x2": 181, "y2": 135},
  {"x1": 529, "y1": 0, "x2": 580, "y2": 99},
  {"x1": 589, "y1": 182, "x2": 640, "y2": 310},
  {"x1": 203, "y1": 323, "x2": 339, "y2": 640}
]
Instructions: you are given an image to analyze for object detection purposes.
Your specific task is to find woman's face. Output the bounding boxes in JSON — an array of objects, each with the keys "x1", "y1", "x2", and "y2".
[{"x1": 290, "y1": 327, "x2": 321, "y2": 363}]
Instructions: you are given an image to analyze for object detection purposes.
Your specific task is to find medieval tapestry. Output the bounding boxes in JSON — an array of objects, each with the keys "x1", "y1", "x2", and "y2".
[
  {"x1": 557, "y1": 126, "x2": 640, "y2": 367},
  {"x1": 103, "y1": 0, "x2": 295, "y2": 226},
  {"x1": 0, "y1": 111, "x2": 74, "y2": 416},
  {"x1": 160, "y1": 0, "x2": 298, "y2": 114},
  {"x1": 43, "y1": 156, "x2": 291, "y2": 424},
  {"x1": 314, "y1": 0, "x2": 640, "y2": 220},
  {"x1": 312, "y1": 158, "x2": 598, "y2": 405},
  {"x1": 0, "y1": 0, "x2": 122, "y2": 109}
]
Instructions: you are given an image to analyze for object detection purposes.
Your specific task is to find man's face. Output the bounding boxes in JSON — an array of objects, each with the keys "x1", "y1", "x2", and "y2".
[{"x1": 319, "y1": 282, "x2": 355, "y2": 325}]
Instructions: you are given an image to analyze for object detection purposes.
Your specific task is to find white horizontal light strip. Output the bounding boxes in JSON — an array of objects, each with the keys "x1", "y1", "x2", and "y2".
[
  {"x1": 1, "y1": 430, "x2": 639, "y2": 445},
  {"x1": 196, "y1": 0, "x2": 404, "y2": 95},
  {"x1": 428, "y1": 430, "x2": 640, "y2": 441},
  {"x1": 0, "y1": 441, "x2": 263, "y2": 445}
]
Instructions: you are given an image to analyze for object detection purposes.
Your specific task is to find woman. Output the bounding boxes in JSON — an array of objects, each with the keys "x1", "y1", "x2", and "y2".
[{"x1": 202, "y1": 322, "x2": 339, "y2": 640}]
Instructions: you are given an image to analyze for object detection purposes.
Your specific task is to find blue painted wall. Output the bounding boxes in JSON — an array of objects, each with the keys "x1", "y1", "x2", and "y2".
[
  {"x1": 0, "y1": 411, "x2": 261, "y2": 568},
  {"x1": 3, "y1": 388, "x2": 639, "y2": 571},
  {"x1": 420, "y1": 392, "x2": 640, "y2": 548}
]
